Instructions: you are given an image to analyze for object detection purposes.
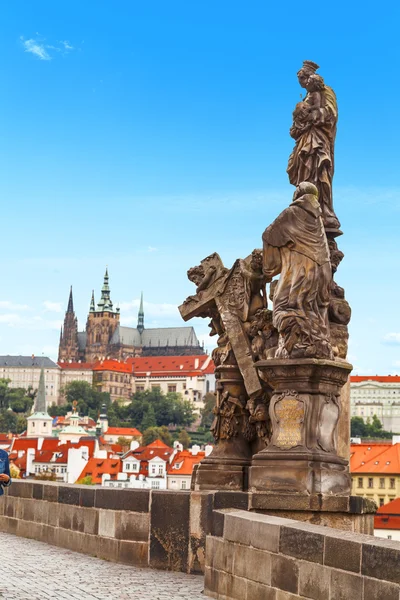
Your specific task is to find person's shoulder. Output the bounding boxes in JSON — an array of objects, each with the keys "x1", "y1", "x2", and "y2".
[{"x1": 0, "y1": 449, "x2": 8, "y2": 458}]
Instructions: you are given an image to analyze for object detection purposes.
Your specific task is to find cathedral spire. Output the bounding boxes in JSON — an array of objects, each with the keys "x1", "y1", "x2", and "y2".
[
  {"x1": 67, "y1": 286, "x2": 74, "y2": 313},
  {"x1": 137, "y1": 291, "x2": 144, "y2": 334},
  {"x1": 90, "y1": 290, "x2": 95, "y2": 313},
  {"x1": 97, "y1": 267, "x2": 113, "y2": 312}
]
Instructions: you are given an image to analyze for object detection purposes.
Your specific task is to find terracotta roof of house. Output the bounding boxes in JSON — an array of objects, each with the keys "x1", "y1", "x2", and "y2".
[
  {"x1": 92, "y1": 360, "x2": 132, "y2": 373},
  {"x1": 11, "y1": 438, "x2": 39, "y2": 452},
  {"x1": 77, "y1": 457, "x2": 122, "y2": 484},
  {"x1": 351, "y1": 376, "x2": 400, "y2": 383},
  {"x1": 104, "y1": 427, "x2": 142, "y2": 437},
  {"x1": 350, "y1": 443, "x2": 400, "y2": 474},
  {"x1": 57, "y1": 361, "x2": 95, "y2": 370},
  {"x1": 375, "y1": 498, "x2": 400, "y2": 530},
  {"x1": 32, "y1": 439, "x2": 96, "y2": 464},
  {"x1": 128, "y1": 355, "x2": 214, "y2": 377},
  {"x1": 167, "y1": 450, "x2": 205, "y2": 476}
]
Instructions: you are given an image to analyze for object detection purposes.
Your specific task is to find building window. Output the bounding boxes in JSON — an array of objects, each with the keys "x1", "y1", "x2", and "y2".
[
  {"x1": 390, "y1": 478, "x2": 395, "y2": 489},
  {"x1": 358, "y1": 478, "x2": 363, "y2": 488},
  {"x1": 136, "y1": 386, "x2": 145, "y2": 392},
  {"x1": 158, "y1": 465, "x2": 164, "y2": 476},
  {"x1": 181, "y1": 481, "x2": 187, "y2": 490},
  {"x1": 151, "y1": 480, "x2": 160, "y2": 489},
  {"x1": 168, "y1": 385, "x2": 177, "y2": 393},
  {"x1": 379, "y1": 498, "x2": 385, "y2": 507},
  {"x1": 368, "y1": 478, "x2": 373, "y2": 488},
  {"x1": 152, "y1": 385, "x2": 160, "y2": 391},
  {"x1": 379, "y1": 478, "x2": 385, "y2": 489},
  {"x1": 125, "y1": 464, "x2": 130, "y2": 471}
]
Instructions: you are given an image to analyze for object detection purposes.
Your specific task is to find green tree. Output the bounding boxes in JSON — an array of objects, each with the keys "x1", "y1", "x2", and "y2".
[
  {"x1": 142, "y1": 426, "x2": 173, "y2": 447},
  {"x1": 201, "y1": 392, "x2": 216, "y2": 429},
  {"x1": 48, "y1": 403, "x2": 70, "y2": 417},
  {"x1": 178, "y1": 429, "x2": 191, "y2": 449},
  {"x1": 0, "y1": 411, "x2": 17, "y2": 434},
  {"x1": 77, "y1": 475, "x2": 94, "y2": 485},
  {"x1": 61, "y1": 381, "x2": 111, "y2": 419},
  {"x1": 8, "y1": 391, "x2": 34, "y2": 414},
  {"x1": 0, "y1": 379, "x2": 11, "y2": 411},
  {"x1": 350, "y1": 417, "x2": 366, "y2": 437},
  {"x1": 16, "y1": 414, "x2": 27, "y2": 434},
  {"x1": 141, "y1": 405, "x2": 157, "y2": 430}
]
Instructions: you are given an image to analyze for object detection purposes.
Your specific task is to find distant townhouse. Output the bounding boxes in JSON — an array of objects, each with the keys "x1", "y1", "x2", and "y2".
[
  {"x1": 350, "y1": 442, "x2": 400, "y2": 506},
  {"x1": 92, "y1": 360, "x2": 133, "y2": 402},
  {"x1": 102, "y1": 427, "x2": 142, "y2": 445},
  {"x1": 0, "y1": 355, "x2": 60, "y2": 408},
  {"x1": 129, "y1": 355, "x2": 215, "y2": 414},
  {"x1": 167, "y1": 448, "x2": 206, "y2": 491},
  {"x1": 350, "y1": 375, "x2": 400, "y2": 432}
]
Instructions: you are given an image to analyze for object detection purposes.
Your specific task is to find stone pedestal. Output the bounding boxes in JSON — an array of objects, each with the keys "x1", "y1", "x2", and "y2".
[
  {"x1": 192, "y1": 364, "x2": 251, "y2": 491},
  {"x1": 249, "y1": 358, "x2": 352, "y2": 496}
]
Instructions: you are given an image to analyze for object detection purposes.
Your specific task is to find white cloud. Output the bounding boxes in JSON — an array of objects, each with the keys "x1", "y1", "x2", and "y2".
[
  {"x1": 60, "y1": 40, "x2": 74, "y2": 50},
  {"x1": 0, "y1": 314, "x2": 23, "y2": 327},
  {"x1": 147, "y1": 246, "x2": 157, "y2": 252},
  {"x1": 20, "y1": 36, "x2": 76, "y2": 61},
  {"x1": 0, "y1": 301, "x2": 29, "y2": 311},
  {"x1": 382, "y1": 333, "x2": 400, "y2": 345},
  {"x1": 119, "y1": 299, "x2": 179, "y2": 320},
  {"x1": 43, "y1": 301, "x2": 63, "y2": 313},
  {"x1": 21, "y1": 37, "x2": 51, "y2": 60}
]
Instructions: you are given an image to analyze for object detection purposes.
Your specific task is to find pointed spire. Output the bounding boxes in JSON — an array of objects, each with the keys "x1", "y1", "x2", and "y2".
[
  {"x1": 90, "y1": 290, "x2": 95, "y2": 313},
  {"x1": 67, "y1": 286, "x2": 74, "y2": 313},
  {"x1": 60, "y1": 326, "x2": 63, "y2": 342},
  {"x1": 97, "y1": 267, "x2": 114, "y2": 312},
  {"x1": 35, "y1": 365, "x2": 47, "y2": 413},
  {"x1": 137, "y1": 291, "x2": 144, "y2": 334}
]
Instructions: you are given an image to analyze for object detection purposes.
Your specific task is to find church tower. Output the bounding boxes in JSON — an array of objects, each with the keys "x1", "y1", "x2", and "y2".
[
  {"x1": 58, "y1": 287, "x2": 80, "y2": 362},
  {"x1": 85, "y1": 268, "x2": 120, "y2": 362},
  {"x1": 137, "y1": 292, "x2": 144, "y2": 335}
]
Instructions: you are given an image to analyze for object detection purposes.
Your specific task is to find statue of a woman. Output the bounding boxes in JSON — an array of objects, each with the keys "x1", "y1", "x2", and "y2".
[{"x1": 287, "y1": 61, "x2": 340, "y2": 232}]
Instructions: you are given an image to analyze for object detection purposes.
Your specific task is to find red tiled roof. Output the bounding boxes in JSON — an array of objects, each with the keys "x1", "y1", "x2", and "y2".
[
  {"x1": 350, "y1": 443, "x2": 400, "y2": 474},
  {"x1": 375, "y1": 498, "x2": 400, "y2": 530},
  {"x1": 128, "y1": 355, "x2": 214, "y2": 377},
  {"x1": 93, "y1": 360, "x2": 132, "y2": 373},
  {"x1": 58, "y1": 361, "x2": 95, "y2": 370},
  {"x1": 167, "y1": 450, "x2": 205, "y2": 476},
  {"x1": 123, "y1": 439, "x2": 173, "y2": 463},
  {"x1": 351, "y1": 376, "x2": 400, "y2": 383},
  {"x1": 11, "y1": 438, "x2": 39, "y2": 452},
  {"x1": 77, "y1": 457, "x2": 122, "y2": 484},
  {"x1": 104, "y1": 427, "x2": 142, "y2": 437}
]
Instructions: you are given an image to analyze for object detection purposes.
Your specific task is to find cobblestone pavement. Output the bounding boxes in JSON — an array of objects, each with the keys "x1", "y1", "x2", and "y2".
[{"x1": 0, "y1": 532, "x2": 205, "y2": 600}]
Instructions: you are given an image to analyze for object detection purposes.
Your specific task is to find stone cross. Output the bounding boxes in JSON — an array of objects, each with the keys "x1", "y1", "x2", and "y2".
[{"x1": 179, "y1": 252, "x2": 262, "y2": 398}]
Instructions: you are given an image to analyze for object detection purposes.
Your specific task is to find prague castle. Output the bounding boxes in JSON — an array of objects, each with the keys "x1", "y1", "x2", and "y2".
[{"x1": 58, "y1": 269, "x2": 203, "y2": 362}]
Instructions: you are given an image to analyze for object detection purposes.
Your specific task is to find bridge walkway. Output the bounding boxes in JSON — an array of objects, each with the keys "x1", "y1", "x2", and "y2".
[{"x1": 0, "y1": 532, "x2": 204, "y2": 600}]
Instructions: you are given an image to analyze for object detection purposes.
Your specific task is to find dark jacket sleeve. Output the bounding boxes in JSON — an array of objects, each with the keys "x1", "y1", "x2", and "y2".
[{"x1": 2, "y1": 455, "x2": 11, "y2": 487}]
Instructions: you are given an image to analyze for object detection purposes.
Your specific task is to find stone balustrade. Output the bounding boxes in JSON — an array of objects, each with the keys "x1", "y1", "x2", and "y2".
[{"x1": 205, "y1": 510, "x2": 400, "y2": 600}]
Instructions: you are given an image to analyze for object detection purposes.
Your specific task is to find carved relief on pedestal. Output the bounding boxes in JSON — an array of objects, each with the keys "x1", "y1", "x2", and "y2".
[
  {"x1": 317, "y1": 392, "x2": 340, "y2": 453},
  {"x1": 270, "y1": 390, "x2": 305, "y2": 450}
]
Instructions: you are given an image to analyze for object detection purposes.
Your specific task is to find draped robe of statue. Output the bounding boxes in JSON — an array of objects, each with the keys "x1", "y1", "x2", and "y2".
[
  {"x1": 287, "y1": 85, "x2": 339, "y2": 231},
  {"x1": 262, "y1": 190, "x2": 333, "y2": 360}
]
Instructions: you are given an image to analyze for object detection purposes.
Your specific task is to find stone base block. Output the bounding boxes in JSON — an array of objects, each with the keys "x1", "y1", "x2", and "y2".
[
  {"x1": 249, "y1": 453, "x2": 350, "y2": 495},
  {"x1": 193, "y1": 462, "x2": 248, "y2": 491}
]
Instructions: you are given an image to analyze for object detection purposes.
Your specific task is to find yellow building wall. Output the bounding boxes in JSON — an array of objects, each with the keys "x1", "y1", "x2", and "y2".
[{"x1": 351, "y1": 474, "x2": 400, "y2": 506}]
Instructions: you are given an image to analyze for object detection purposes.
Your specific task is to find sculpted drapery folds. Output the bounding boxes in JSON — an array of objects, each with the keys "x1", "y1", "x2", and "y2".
[
  {"x1": 262, "y1": 182, "x2": 333, "y2": 360},
  {"x1": 287, "y1": 60, "x2": 340, "y2": 232}
]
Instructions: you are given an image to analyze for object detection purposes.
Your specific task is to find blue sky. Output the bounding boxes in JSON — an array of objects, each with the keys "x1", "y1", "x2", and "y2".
[{"x1": 0, "y1": 1, "x2": 399, "y2": 373}]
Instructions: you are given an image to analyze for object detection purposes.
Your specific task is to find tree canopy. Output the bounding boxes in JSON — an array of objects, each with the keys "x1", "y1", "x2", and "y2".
[
  {"x1": 351, "y1": 415, "x2": 393, "y2": 439},
  {"x1": 0, "y1": 378, "x2": 35, "y2": 434}
]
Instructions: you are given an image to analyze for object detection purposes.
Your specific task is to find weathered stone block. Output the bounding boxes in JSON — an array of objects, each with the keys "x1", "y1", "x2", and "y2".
[
  {"x1": 79, "y1": 487, "x2": 95, "y2": 508},
  {"x1": 58, "y1": 485, "x2": 80, "y2": 506},
  {"x1": 95, "y1": 488, "x2": 150, "y2": 512},
  {"x1": 299, "y1": 561, "x2": 330, "y2": 600},
  {"x1": 280, "y1": 526, "x2": 324, "y2": 563},
  {"x1": 32, "y1": 483, "x2": 44, "y2": 500},
  {"x1": 246, "y1": 580, "x2": 276, "y2": 600},
  {"x1": 324, "y1": 535, "x2": 361, "y2": 573},
  {"x1": 118, "y1": 540, "x2": 148, "y2": 566},
  {"x1": 7, "y1": 481, "x2": 33, "y2": 498},
  {"x1": 271, "y1": 554, "x2": 299, "y2": 594},
  {"x1": 98, "y1": 509, "x2": 116, "y2": 538},
  {"x1": 114, "y1": 510, "x2": 149, "y2": 541},
  {"x1": 150, "y1": 491, "x2": 190, "y2": 572},
  {"x1": 46, "y1": 502, "x2": 59, "y2": 528},
  {"x1": 363, "y1": 576, "x2": 400, "y2": 600},
  {"x1": 362, "y1": 542, "x2": 400, "y2": 584},
  {"x1": 233, "y1": 543, "x2": 271, "y2": 585},
  {"x1": 43, "y1": 484, "x2": 59, "y2": 503},
  {"x1": 330, "y1": 570, "x2": 363, "y2": 600}
]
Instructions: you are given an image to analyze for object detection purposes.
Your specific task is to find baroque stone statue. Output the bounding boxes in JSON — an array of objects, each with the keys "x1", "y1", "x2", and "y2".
[
  {"x1": 287, "y1": 60, "x2": 340, "y2": 233},
  {"x1": 262, "y1": 181, "x2": 333, "y2": 360}
]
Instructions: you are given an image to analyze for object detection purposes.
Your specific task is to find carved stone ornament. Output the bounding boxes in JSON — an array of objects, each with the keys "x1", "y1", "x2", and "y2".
[{"x1": 271, "y1": 390, "x2": 305, "y2": 450}]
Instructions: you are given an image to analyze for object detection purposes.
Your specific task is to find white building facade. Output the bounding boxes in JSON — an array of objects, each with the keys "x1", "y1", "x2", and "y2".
[
  {"x1": 0, "y1": 356, "x2": 60, "y2": 408},
  {"x1": 350, "y1": 376, "x2": 400, "y2": 432}
]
